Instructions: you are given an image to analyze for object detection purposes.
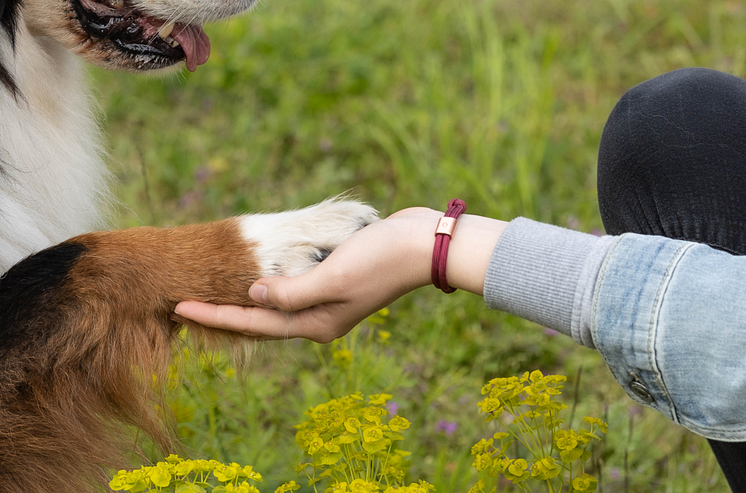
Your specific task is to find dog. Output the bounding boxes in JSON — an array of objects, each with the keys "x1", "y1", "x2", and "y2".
[{"x1": 0, "y1": 0, "x2": 377, "y2": 491}]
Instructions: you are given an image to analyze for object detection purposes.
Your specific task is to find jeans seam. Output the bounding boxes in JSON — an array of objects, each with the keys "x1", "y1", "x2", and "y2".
[
  {"x1": 590, "y1": 238, "x2": 620, "y2": 353},
  {"x1": 589, "y1": 238, "x2": 633, "y2": 405},
  {"x1": 647, "y1": 241, "x2": 695, "y2": 426}
]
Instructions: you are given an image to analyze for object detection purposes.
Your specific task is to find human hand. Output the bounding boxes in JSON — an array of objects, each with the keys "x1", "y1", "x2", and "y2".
[{"x1": 174, "y1": 207, "x2": 507, "y2": 343}]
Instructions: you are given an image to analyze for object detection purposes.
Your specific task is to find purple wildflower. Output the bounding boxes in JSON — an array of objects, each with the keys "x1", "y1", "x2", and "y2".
[
  {"x1": 436, "y1": 420, "x2": 458, "y2": 435},
  {"x1": 386, "y1": 402, "x2": 400, "y2": 415}
]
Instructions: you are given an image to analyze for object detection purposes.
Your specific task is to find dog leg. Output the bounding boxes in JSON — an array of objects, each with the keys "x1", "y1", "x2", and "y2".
[{"x1": 0, "y1": 197, "x2": 377, "y2": 493}]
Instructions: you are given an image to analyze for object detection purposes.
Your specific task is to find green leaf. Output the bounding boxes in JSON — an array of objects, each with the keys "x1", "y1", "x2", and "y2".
[
  {"x1": 560, "y1": 448, "x2": 583, "y2": 462},
  {"x1": 362, "y1": 439, "x2": 388, "y2": 454},
  {"x1": 129, "y1": 483, "x2": 150, "y2": 493},
  {"x1": 319, "y1": 452, "x2": 343, "y2": 465}
]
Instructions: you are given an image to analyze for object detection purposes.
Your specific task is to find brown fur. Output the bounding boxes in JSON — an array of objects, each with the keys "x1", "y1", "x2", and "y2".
[{"x1": 0, "y1": 219, "x2": 260, "y2": 492}]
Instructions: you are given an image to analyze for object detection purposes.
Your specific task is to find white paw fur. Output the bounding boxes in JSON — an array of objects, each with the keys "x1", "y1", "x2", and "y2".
[{"x1": 238, "y1": 198, "x2": 378, "y2": 277}]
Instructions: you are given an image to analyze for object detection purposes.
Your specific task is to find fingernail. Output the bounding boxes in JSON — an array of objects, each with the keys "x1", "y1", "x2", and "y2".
[{"x1": 249, "y1": 283, "x2": 268, "y2": 303}]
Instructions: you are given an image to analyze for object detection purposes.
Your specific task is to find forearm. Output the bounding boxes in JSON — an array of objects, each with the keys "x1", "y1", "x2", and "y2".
[
  {"x1": 483, "y1": 218, "x2": 615, "y2": 347},
  {"x1": 411, "y1": 213, "x2": 612, "y2": 348}
]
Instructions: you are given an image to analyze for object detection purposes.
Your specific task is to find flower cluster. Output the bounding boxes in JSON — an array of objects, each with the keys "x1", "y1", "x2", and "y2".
[
  {"x1": 294, "y1": 392, "x2": 433, "y2": 492},
  {"x1": 326, "y1": 479, "x2": 435, "y2": 492},
  {"x1": 109, "y1": 455, "x2": 299, "y2": 493},
  {"x1": 469, "y1": 371, "x2": 607, "y2": 493}
]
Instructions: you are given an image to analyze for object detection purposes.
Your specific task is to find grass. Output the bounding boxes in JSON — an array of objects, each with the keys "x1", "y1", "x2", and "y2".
[{"x1": 90, "y1": 0, "x2": 745, "y2": 490}]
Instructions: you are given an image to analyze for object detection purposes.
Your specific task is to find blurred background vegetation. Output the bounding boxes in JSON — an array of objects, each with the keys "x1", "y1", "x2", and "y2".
[{"x1": 92, "y1": 0, "x2": 745, "y2": 490}]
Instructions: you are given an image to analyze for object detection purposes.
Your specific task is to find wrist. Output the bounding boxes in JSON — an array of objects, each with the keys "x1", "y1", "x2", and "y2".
[
  {"x1": 385, "y1": 207, "x2": 508, "y2": 296},
  {"x1": 386, "y1": 208, "x2": 442, "y2": 290},
  {"x1": 443, "y1": 214, "x2": 508, "y2": 295}
]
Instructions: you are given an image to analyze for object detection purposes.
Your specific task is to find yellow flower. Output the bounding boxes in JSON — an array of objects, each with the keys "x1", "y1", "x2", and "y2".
[
  {"x1": 344, "y1": 417, "x2": 362, "y2": 433},
  {"x1": 555, "y1": 429, "x2": 578, "y2": 451},
  {"x1": 377, "y1": 330, "x2": 391, "y2": 344},
  {"x1": 529, "y1": 370, "x2": 544, "y2": 382},
  {"x1": 363, "y1": 426, "x2": 384, "y2": 443},
  {"x1": 473, "y1": 453, "x2": 493, "y2": 471},
  {"x1": 525, "y1": 393, "x2": 550, "y2": 408},
  {"x1": 108, "y1": 471, "x2": 128, "y2": 491},
  {"x1": 508, "y1": 459, "x2": 528, "y2": 476},
  {"x1": 572, "y1": 473, "x2": 598, "y2": 492},
  {"x1": 470, "y1": 438, "x2": 493, "y2": 455},
  {"x1": 468, "y1": 479, "x2": 486, "y2": 493},
  {"x1": 388, "y1": 416, "x2": 410, "y2": 432},
  {"x1": 504, "y1": 458, "x2": 530, "y2": 482},
  {"x1": 333, "y1": 349, "x2": 353, "y2": 367},
  {"x1": 369, "y1": 393, "x2": 393, "y2": 406},
  {"x1": 493, "y1": 457, "x2": 510, "y2": 473},
  {"x1": 367, "y1": 307, "x2": 390, "y2": 326},
  {"x1": 383, "y1": 481, "x2": 434, "y2": 493},
  {"x1": 214, "y1": 463, "x2": 239, "y2": 482},
  {"x1": 275, "y1": 481, "x2": 301, "y2": 493},
  {"x1": 583, "y1": 416, "x2": 609, "y2": 433},
  {"x1": 381, "y1": 465, "x2": 405, "y2": 482},
  {"x1": 308, "y1": 435, "x2": 325, "y2": 454},
  {"x1": 363, "y1": 407, "x2": 387, "y2": 424},
  {"x1": 225, "y1": 481, "x2": 261, "y2": 493},
  {"x1": 349, "y1": 479, "x2": 380, "y2": 492},
  {"x1": 477, "y1": 397, "x2": 502, "y2": 417},
  {"x1": 531, "y1": 457, "x2": 560, "y2": 480},
  {"x1": 150, "y1": 465, "x2": 172, "y2": 488},
  {"x1": 118, "y1": 469, "x2": 150, "y2": 492},
  {"x1": 198, "y1": 460, "x2": 218, "y2": 473},
  {"x1": 333, "y1": 411, "x2": 347, "y2": 427},
  {"x1": 240, "y1": 465, "x2": 263, "y2": 481},
  {"x1": 324, "y1": 441, "x2": 341, "y2": 453}
]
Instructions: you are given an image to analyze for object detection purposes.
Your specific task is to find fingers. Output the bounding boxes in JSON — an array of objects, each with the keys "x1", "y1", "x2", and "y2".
[
  {"x1": 250, "y1": 271, "x2": 341, "y2": 312},
  {"x1": 174, "y1": 301, "x2": 254, "y2": 332},
  {"x1": 173, "y1": 300, "x2": 349, "y2": 342},
  {"x1": 174, "y1": 300, "x2": 295, "y2": 339}
]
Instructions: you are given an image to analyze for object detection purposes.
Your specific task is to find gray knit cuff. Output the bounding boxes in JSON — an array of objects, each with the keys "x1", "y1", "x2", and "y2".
[{"x1": 483, "y1": 218, "x2": 615, "y2": 348}]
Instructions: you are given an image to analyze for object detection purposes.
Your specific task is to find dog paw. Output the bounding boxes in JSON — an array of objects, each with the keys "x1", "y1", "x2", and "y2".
[{"x1": 238, "y1": 198, "x2": 378, "y2": 277}]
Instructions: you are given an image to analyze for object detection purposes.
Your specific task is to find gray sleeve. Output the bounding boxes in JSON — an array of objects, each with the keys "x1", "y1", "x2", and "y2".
[{"x1": 482, "y1": 218, "x2": 617, "y2": 348}]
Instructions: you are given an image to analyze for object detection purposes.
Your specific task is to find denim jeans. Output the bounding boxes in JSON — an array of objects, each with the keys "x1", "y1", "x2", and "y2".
[{"x1": 598, "y1": 67, "x2": 746, "y2": 491}]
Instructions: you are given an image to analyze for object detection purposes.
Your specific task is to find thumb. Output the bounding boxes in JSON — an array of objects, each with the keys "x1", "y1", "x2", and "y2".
[{"x1": 250, "y1": 271, "x2": 331, "y2": 312}]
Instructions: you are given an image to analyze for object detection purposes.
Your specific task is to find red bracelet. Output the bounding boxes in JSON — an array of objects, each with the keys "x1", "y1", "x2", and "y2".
[{"x1": 432, "y1": 198, "x2": 467, "y2": 293}]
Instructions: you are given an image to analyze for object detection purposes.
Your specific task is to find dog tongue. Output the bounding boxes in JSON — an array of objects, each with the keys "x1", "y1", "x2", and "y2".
[{"x1": 172, "y1": 25, "x2": 211, "y2": 72}]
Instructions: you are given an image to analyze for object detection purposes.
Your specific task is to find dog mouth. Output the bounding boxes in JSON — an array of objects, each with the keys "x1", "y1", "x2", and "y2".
[{"x1": 71, "y1": 0, "x2": 211, "y2": 72}]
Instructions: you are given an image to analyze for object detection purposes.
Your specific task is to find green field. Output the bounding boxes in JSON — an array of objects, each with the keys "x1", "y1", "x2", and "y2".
[{"x1": 92, "y1": 0, "x2": 745, "y2": 490}]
